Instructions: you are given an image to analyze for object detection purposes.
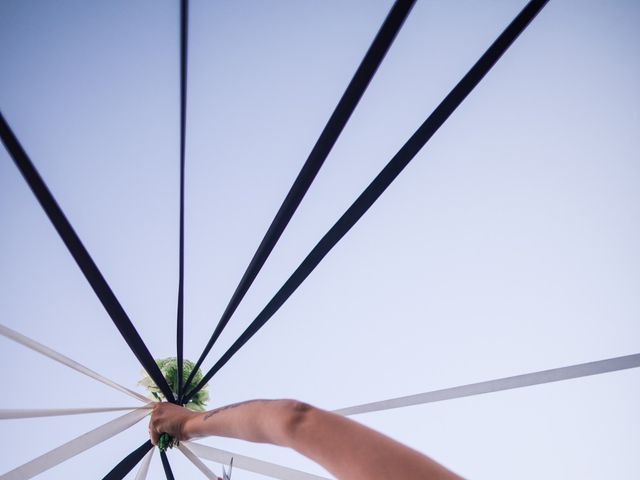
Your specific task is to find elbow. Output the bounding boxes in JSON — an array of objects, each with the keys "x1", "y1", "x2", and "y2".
[{"x1": 279, "y1": 400, "x2": 313, "y2": 444}]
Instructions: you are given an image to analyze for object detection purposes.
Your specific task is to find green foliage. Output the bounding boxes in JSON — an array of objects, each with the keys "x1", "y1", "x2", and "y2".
[
  {"x1": 139, "y1": 357, "x2": 209, "y2": 451},
  {"x1": 157, "y1": 433, "x2": 176, "y2": 452}
]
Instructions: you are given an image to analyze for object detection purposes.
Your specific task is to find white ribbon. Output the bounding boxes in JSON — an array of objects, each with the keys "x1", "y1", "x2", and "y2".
[
  {"x1": 333, "y1": 353, "x2": 640, "y2": 416},
  {"x1": 178, "y1": 443, "x2": 219, "y2": 479},
  {"x1": 0, "y1": 404, "x2": 152, "y2": 480},
  {"x1": 134, "y1": 448, "x2": 154, "y2": 480},
  {"x1": 0, "y1": 323, "x2": 149, "y2": 403},
  {"x1": 0, "y1": 406, "x2": 150, "y2": 420},
  {"x1": 183, "y1": 441, "x2": 330, "y2": 480}
]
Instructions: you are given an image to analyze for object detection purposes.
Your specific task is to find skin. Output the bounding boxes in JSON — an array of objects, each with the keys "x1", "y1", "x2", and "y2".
[{"x1": 149, "y1": 399, "x2": 463, "y2": 480}]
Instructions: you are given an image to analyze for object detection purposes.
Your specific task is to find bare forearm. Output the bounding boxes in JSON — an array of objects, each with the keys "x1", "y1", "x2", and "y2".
[
  {"x1": 184, "y1": 399, "x2": 305, "y2": 446},
  {"x1": 183, "y1": 400, "x2": 462, "y2": 480},
  {"x1": 289, "y1": 406, "x2": 462, "y2": 480}
]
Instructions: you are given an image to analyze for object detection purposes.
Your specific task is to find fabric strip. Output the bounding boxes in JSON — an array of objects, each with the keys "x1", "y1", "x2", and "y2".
[
  {"x1": 183, "y1": 0, "x2": 416, "y2": 397},
  {"x1": 0, "y1": 323, "x2": 149, "y2": 403},
  {"x1": 160, "y1": 451, "x2": 176, "y2": 480},
  {"x1": 0, "y1": 112, "x2": 174, "y2": 402},
  {"x1": 102, "y1": 440, "x2": 153, "y2": 480},
  {"x1": 0, "y1": 406, "x2": 149, "y2": 420},
  {"x1": 183, "y1": 441, "x2": 330, "y2": 480},
  {"x1": 134, "y1": 448, "x2": 154, "y2": 480},
  {"x1": 178, "y1": 443, "x2": 218, "y2": 479},
  {"x1": 175, "y1": 0, "x2": 189, "y2": 402},
  {"x1": 333, "y1": 353, "x2": 640, "y2": 416},
  {"x1": 184, "y1": 0, "x2": 550, "y2": 402},
  {"x1": 0, "y1": 405, "x2": 151, "y2": 480}
]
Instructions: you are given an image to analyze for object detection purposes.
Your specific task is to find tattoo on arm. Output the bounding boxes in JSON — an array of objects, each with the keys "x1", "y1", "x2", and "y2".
[{"x1": 203, "y1": 399, "x2": 268, "y2": 421}]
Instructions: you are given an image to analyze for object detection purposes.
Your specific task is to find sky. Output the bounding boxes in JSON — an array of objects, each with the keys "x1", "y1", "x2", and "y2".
[{"x1": 0, "y1": 0, "x2": 639, "y2": 479}]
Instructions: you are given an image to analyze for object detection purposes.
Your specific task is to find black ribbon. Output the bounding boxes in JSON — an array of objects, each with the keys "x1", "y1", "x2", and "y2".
[
  {"x1": 160, "y1": 451, "x2": 176, "y2": 480},
  {"x1": 102, "y1": 440, "x2": 152, "y2": 480},
  {"x1": 0, "y1": 112, "x2": 175, "y2": 402},
  {"x1": 183, "y1": 0, "x2": 417, "y2": 398},
  {"x1": 176, "y1": 0, "x2": 189, "y2": 403},
  {"x1": 184, "y1": 0, "x2": 550, "y2": 402}
]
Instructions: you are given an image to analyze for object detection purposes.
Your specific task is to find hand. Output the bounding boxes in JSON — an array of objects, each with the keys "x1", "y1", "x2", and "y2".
[{"x1": 149, "y1": 402, "x2": 199, "y2": 445}]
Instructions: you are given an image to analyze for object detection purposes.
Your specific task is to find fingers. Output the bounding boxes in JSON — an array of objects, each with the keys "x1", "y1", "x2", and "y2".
[
  {"x1": 150, "y1": 403, "x2": 164, "y2": 445},
  {"x1": 149, "y1": 401, "x2": 192, "y2": 444},
  {"x1": 149, "y1": 417, "x2": 160, "y2": 445}
]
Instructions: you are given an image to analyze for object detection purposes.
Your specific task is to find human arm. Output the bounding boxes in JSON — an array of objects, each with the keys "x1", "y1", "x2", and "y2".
[{"x1": 150, "y1": 400, "x2": 463, "y2": 480}]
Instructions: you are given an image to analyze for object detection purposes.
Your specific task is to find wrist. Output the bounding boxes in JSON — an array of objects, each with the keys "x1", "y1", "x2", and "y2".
[{"x1": 181, "y1": 410, "x2": 205, "y2": 441}]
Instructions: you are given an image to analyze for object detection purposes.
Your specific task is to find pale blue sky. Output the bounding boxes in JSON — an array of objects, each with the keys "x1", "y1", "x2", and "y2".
[{"x1": 1, "y1": 1, "x2": 639, "y2": 479}]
